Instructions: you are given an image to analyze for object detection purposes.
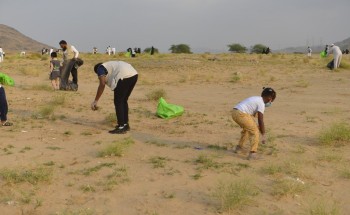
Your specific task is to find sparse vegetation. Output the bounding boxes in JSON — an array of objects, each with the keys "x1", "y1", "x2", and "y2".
[
  {"x1": 319, "y1": 122, "x2": 350, "y2": 146},
  {"x1": 2, "y1": 52, "x2": 350, "y2": 214},
  {"x1": 230, "y1": 72, "x2": 241, "y2": 83},
  {"x1": 80, "y1": 163, "x2": 116, "y2": 176},
  {"x1": 80, "y1": 184, "x2": 96, "y2": 192},
  {"x1": 32, "y1": 95, "x2": 66, "y2": 119},
  {"x1": 339, "y1": 168, "x2": 350, "y2": 179},
  {"x1": 261, "y1": 164, "x2": 283, "y2": 175},
  {"x1": 149, "y1": 156, "x2": 169, "y2": 168},
  {"x1": 0, "y1": 167, "x2": 53, "y2": 184},
  {"x1": 97, "y1": 137, "x2": 134, "y2": 157},
  {"x1": 194, "y1": 154, "x2": 223, "y2": 170},
  {"x1": 272, "y1": 178, "x2": 306, "y2": 197},
  {"x1": 305, "y1": 199, "x2": 341, "y2": 215},
  {"x1": 213, "y1": 179, "x2": 259, "y2": 212},
  {"x1": 146, "y1": 88, "x2": 167, "y2": 101},
  {"x1": 146, "y1": 140, "x2": 168, "y2": 147}
]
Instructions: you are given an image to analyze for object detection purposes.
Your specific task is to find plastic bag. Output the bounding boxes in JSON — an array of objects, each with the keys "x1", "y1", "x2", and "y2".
[
  {"x1": 320, "y1": 51, "x2": 327, "y2": 58},
  {"x1": 327, "y1": 59, "x2": 334, "y2": 69},
  {"x1": 124, "y1": 52, "x2": 131, "y2": 57},
  {"x1": 156, "y1": 97, "x2": 184, "y2": 119},
  {"x1": 0, "y1": 72, "x2": 15, "y2": 86}
]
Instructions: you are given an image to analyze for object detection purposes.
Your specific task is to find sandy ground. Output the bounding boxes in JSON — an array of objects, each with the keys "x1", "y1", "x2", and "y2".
[{"x1": 0, "y1": 52, "x2": 350, "y2": 215}]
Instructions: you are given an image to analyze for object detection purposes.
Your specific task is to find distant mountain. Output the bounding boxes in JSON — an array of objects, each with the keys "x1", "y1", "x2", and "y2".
[
  {"x1": 0, "y1": 24, "x2": 55, "y2": 52},
  {"x1": 192, "y1": 47, "x2": 228, "y2": 54},
  {"x1": 277, "y1": 37, "x2": 350, "y2": 53}
]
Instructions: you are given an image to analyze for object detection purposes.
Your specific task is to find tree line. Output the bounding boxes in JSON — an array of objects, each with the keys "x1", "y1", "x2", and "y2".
[{"x1": 143, "y1": 43, "x2": 269, "y2": 54}]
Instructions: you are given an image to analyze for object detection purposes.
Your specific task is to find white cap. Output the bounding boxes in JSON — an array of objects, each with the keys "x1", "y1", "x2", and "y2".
[{"x1": 330, "y1": 44, "x2": 335, "y2": 47}]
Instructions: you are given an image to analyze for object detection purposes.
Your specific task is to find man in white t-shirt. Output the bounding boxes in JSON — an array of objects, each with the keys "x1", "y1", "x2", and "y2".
[
  {"x1": 92, "y1": 61, "x2": 138, "y2": 134},
  {"x1": 231, "y1": 88, "x2": 276, "y2": 160}
]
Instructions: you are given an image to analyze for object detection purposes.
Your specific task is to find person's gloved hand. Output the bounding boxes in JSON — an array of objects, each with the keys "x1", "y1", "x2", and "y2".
[
  {"x1": 261, "y1": 135, "x2": 267, "y2": 144},
  {"x1": 91, "y1": 100, "x2": 98, "y2": 111}
]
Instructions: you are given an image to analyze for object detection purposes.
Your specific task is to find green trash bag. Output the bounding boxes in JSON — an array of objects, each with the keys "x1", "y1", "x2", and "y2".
[
  {"x1": 320, "y1": 51, "x2": 327, "y2": 58},
  {"x1": 0, "y1": 73, "x2": 15, "y2": 86},
  {"x1": 156, "y1": 97, "x2": 184, "y2": 119},
  {"x1": 124, "y1": 51, "x2": 131, "y2": 57}
]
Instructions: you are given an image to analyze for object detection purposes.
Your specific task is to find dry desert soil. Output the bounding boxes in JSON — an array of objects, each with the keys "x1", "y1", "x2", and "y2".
[{"x1": 0, "y1": 52, "x2": 350, "y2": 215}]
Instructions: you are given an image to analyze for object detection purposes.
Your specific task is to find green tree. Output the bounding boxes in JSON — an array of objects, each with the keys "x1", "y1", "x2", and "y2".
[
  {"x1": 251, "y1": 44, "x2": 268, "y2": 54},
  {"x1": 144, "y1": 47, "x2": 159, "y2": 54},
  {"x1": 169, "y1": 44, "x2": 192, "y2": 54},
  {"x1": 228, "y1": 43, "x2": 247, "y2": 53}
]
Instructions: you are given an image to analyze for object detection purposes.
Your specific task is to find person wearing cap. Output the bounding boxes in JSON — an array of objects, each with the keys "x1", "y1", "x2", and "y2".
[
  {"x1": 328, "y1": 44, "x2": 342, "y2": 69},
  {"x1": 231, "y1": 88, "x2": 277, "y2": 160},
  {"x1": 59, "y1": 40, "x2": 79, "y2": 90},
  {"x1": 91, "y1": 61, "x2": 138, "y2": 134}
]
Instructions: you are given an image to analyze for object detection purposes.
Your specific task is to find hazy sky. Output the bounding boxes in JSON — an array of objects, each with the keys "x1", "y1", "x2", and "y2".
[{"x1": 0, "y1": 0, "x2": 349, "y2": 53}]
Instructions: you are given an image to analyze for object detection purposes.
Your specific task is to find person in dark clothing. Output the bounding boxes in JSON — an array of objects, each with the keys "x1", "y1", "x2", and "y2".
[{"x1": 0, "y1": 85, "x2": 13, "y2": 126}]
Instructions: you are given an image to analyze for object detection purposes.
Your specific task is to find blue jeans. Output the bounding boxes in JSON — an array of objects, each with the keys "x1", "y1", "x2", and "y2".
[{"x1": 0, "y1": 87, "x2": 8, "y2": 121}]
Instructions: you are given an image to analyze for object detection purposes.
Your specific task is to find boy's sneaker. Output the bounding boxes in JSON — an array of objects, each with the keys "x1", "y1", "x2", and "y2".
[
  {"x1": 109, "y1": 125, "x2": 128, "y2": 134},
  {"x1": 233, "y1": 145, "x2": 242, "y2": 153},
  {"x1": 247, "y1": 152, "x2": 259, "y2": 160}
]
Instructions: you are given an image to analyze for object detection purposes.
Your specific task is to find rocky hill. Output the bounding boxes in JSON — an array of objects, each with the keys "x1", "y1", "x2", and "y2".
[{"x1": 0, "y1": 24, "x2": 55, "y2": 52}]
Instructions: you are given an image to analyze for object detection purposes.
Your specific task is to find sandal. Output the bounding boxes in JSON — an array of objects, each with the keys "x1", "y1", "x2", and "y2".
[{"x1": 2, "y1": 121, "x2": 13, "y2": 126}]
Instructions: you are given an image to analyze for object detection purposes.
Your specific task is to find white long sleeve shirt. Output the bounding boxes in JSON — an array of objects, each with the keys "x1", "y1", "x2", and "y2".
[{"x1": 328, "y1": 45, "x2": 342, "y2": 56}]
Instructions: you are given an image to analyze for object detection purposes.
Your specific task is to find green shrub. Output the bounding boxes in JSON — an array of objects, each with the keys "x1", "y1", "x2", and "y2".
[
  {"x1": 97, "y1": 138, "x2": 134, "y2": 157},
  {"x1": 0, "y1": 167, "x2": 52, "y2": 185},
  {"x1": 319, "y1": 122, "x2": 350, "y2": 146},
  {"x1": 272, "y1": 178, "x2": 306, "y2": 197},
  {"x1": 214, "y1": 179, "x2": 258, "y2": 212}
]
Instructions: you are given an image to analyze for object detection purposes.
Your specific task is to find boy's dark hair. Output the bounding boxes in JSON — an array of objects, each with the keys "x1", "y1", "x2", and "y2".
[
  {"x1": 94, "y1": 63, "x2": 103, "y2": 74},
  {"x1": 59, "y1": 40, "x2": 67, "y2": 45},
  {"x1": 261, "y1": 87, "x2": 276, "y2": 101},
  {"x1": 50, "y1": 52, "x2": 57, "y2": 58}
]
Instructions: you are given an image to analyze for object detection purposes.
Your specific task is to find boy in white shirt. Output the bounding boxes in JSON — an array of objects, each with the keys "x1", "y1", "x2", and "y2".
[{"x1": 232, "y1": 87, "x2": 276, "y2": 160}]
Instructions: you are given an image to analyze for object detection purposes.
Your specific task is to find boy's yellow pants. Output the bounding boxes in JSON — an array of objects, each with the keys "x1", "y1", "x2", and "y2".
[{"x1": 231, "y1": 109, "x2": 260, "y2": 152}]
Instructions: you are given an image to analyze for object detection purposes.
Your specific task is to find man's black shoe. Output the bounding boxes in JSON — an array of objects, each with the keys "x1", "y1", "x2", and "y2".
[
  {"x1": 109, "y1": 126, "x2": 127, "y2": 134},
  {"x1": 114, "y1": 124, "x2": 130, "y2": 131}
]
